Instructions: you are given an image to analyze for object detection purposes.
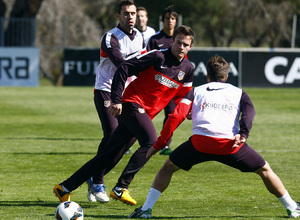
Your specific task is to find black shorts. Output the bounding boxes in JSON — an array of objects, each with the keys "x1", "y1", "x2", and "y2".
[{"x1": 169, "y1": 138, "x2": 266, "y2": 172}]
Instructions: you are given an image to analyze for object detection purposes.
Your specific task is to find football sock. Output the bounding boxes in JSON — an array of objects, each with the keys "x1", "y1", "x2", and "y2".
[
  {"x1": 61, "y1": 184, "x2": 70, "y2": 193},
  {"x1": 141, "y1": 187, "x2": 161, "y2": 210},
  {"x1": 278, "y1": 190, "x2": 298, "y2": 210}
]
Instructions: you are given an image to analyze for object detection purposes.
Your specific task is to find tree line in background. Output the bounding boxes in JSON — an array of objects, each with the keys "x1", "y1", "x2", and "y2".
[
  {"x1": 1, "y1": 0, "x2": 300, "y2": 84},
  {"x1": 84, "y1": 0, "x2": 300, "y2": 48}
]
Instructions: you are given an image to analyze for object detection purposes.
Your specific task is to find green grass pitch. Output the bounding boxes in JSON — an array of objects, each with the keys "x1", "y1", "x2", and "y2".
[{"x1": 0, "y1": 85, "x2": 299, "y2": 219}]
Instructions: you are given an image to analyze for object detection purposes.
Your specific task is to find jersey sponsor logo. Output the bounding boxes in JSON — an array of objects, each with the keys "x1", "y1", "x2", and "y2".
[
  {"x1": 138, "y1": 108, "x2": 145, "y2": 114},
  {"x1": 178, "y1": 71, "x2": 185, "y2": 81},
  {"x1": 155, "y1": 74, "x2": 180, "y2": 89},
  {"x1": 206, "y1": 87, "x2": 224, "y2": 91},
  {"x1": 104, "y1": 100, "x2": 111, "y2": 108},
  {"x1": 200, "y1": 102, "x2": 234, "y2": 111}
]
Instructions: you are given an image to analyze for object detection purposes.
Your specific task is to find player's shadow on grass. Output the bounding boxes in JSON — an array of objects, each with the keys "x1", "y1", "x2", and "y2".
[
  {"x1": 12, "y1": 152, "x2": 95, "y2": 155},
  {"x1": 0, "y1": 201, "x2": 286, "y2": 219},
  {"x1": 84, "y1": 214, "x2": 287, "y2": 219},
  {"x1": 0, "y1": 200, "x2": 58, "y2": 208},
  {"x1": 84, "y1": 214, "x2": 184, "y2": 219},
  {"x1": 3, "y1": 137, "x2": 99, "y2": 141}
]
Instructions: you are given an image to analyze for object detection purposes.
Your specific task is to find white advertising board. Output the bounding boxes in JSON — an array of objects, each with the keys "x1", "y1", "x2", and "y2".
[{"x1": 0, "y1": 48, "x2": 39, "y2": 86}]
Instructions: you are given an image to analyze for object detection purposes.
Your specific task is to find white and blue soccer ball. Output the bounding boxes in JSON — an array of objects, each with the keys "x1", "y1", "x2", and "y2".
[{"x1": 55, "y1": 201, "x2": 84, "y2": 220}]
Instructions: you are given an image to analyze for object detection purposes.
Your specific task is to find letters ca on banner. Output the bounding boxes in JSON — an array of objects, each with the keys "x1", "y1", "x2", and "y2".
[
  {"x1": 241, "y1": 51, "x2": 300, "y2": 87},
  {"x1": 0, "y1": 48, "x2": 39, "y2": 86}
]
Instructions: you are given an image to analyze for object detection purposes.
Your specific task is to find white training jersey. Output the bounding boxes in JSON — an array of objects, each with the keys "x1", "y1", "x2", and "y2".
[
  {"x1": 141, "y1": 26, "x2": 156, "y2": 46},
  {"x1": 192, "y1": 82, "x2": 242, "y2": 138},
  {"x1": 94, "y1": 27, "x2": 145, "y2": 92}
]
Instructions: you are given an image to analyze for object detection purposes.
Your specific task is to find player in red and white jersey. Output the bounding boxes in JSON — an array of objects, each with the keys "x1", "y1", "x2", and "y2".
[
  {"x1": 128, "y1": 55, "x2": 300, "y2": 219},
  {"x1": 53, "y1": 25, "x2": 195, "y2": 206},
  {"x1": 111, "y1": 46, "x2": 192, "y2": 120}
]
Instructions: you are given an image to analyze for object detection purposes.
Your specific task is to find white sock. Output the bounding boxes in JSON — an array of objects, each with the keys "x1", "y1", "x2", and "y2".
[
  {"x1": 278, "y1": 191, "x2": 298, "y2": 210},
  {"x1": 141, "y1": 188, "x2": 161, "y2": 210},
  {"x1": 61, "y1": 184, "x2": 70, "y2": 193}
]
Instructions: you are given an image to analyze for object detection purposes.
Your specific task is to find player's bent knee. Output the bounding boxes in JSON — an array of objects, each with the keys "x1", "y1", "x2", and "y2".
[
  {"x1": 254, "y1": 161, "x2": 271, "y2": 175},
  {"x1": 163, "y1": 158, "x2": 180, "y2": 173}
]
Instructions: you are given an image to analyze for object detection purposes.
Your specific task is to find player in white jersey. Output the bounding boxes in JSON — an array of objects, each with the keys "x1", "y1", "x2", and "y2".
[
  {"x1": 136, "y1": 7, "x2": 156, "y2": 46},
  {"x1": 128, "y1": 55, "x2": 300, "y2": 219},
  {"x1": 87, "y1": 0, "x2": 145, "y2": 203}
]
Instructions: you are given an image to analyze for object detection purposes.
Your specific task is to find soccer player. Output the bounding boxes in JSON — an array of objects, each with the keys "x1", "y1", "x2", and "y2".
[
  {"x1": 128, "y1": 55, "x2": 300, "y2": 219},
  {"x1": 136, "y1": 6, "x2": 156, "y2": 46},
  {"x1": 147, "y1": 5, "x2": 177, "y2": 51},
  {"x1": 120, "y1": 5, "x2": 154, "y2": 156},
  {"x1": 147, "y1": 5, "x2": 178, "y2": 155},
  {"x1": 53, "y1": 25, "x2": 194, "y2": 206},
  {"x1": 83, "y1": 0, "x2": 145, "y2": 203}
]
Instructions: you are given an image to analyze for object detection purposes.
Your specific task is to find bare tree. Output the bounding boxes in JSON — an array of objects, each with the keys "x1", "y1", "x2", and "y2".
[
  {"x1": 81, "y1": 0, "x2": 118, "y2": 33},
  {"x1": 235, "y1": 0, "x2": 272, "y2": 47},
  {"x1": 35, "y1": 0, "x2": 101, "y2": 85},
  {"x1": 266, "y1": 2, "x2": 293, "y2": 47}
]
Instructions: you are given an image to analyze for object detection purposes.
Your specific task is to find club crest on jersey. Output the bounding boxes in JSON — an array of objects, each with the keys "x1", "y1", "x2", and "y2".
[
  {"x1": 138, "y1": 108, "x2": 145, "y2": 114},
  {"x1": 104, "y1": 100, "x2": 111, "y2": 108},
  {"x1": 178, "y1": 71, "x2": 185, "y2": 81}
]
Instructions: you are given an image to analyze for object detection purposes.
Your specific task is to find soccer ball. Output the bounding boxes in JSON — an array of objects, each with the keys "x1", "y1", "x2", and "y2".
[{"x1": 55, "y1": 201, "x2": 84, "y2": 220}]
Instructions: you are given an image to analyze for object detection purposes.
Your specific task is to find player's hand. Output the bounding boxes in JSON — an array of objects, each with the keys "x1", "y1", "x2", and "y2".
[
  {"x1": 186, "y1": 111, "x2": 192, "y2": 120},
  {"x1": 146, "y1": 146, "x2": 160, "y2": 158},
  {"x1": 231, "y1": 134, "x2": 246, "y2": 148},
  {"x1": 109, "y1": 103, "x2": 122, "y2": 117}
]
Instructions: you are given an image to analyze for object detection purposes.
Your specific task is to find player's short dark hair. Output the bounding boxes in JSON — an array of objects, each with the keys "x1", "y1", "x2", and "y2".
[
  {"x1": 206, "y1": 55, "x2": 229, "y2": 82},
  {"x1": 162, "y1": 5, "x2": 178, "y2": 22},
  {"x1": 173, "y1": 25, "x2": 194, "y2": 45},
  {"x1": 117, "y1": 0, "x2": 136, "y2": 14}
]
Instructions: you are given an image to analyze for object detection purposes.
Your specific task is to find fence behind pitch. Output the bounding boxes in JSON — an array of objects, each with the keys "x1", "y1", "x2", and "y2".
[{"x1": 0, "y1": 17, "x2": 35, "y2": 47}]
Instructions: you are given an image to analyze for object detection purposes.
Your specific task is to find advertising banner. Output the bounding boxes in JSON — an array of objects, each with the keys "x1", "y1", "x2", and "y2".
[
  {"x1": 188, "y1": 50, "x2": 239, "y2": 87},
  {"x1": 63, "y1": 48, "x2": 300, "y2": 88},
  {"x1": 0, "y1": 48, "x2": 39, "y2": 86},
  {"x1": 63, "y1": 48, "x2": 99, "y2": 86},
  {"x1": 63, "y1": 48, "x2": 240, "y2": 87},
  {"x1": 241, "y1": 51, "x2": 300, "y2": 87}
]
